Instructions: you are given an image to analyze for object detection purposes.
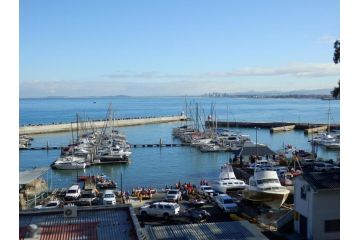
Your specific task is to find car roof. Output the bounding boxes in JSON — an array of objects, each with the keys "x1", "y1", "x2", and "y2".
[
  {"x1": 217, "y1": 194, "x2": 231, "y2": 199},
  {"x1": 104, "y1": 190, "x2": 114, "y2": 194},
  {"x1": 69, "y1": 185, "x2": 80, "y2": 190}
]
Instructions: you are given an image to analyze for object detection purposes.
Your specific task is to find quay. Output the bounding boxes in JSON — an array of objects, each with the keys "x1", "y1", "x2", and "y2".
[
  {"x1": 206, "y1": 120, "x2": 339, "y2": 131},
  {"x1": 19, "y1": 115, "x2": 187, "y2": 135}
]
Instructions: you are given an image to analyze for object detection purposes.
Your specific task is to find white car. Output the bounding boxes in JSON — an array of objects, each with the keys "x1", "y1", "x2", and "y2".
[
  {"x1": 166, "y1": 189, "x2": 182, "y2": 202},
  {"x1": 140, "y1": 202, "x2": 180, "y2": 219},
  {"x1": 102, "y1": 190, "x2": 116, "y2": 205},
  {"x1": 78, "y1": 190, "x2": 99, "y2": 206},
  {"x1": 35, "y1": 200, "x2": 61, "y2": 209},
  {"x1": 214, "y1": 194, "x2": 238, "y2": 213},
  {"x1": 198, "y1": 185, "x2": 215, "y2": 196},
  {"x1": 65, "y1": 185, "x2": 81, "y2": 201}
]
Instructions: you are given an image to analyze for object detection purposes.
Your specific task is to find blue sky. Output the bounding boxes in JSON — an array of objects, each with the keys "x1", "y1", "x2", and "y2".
[{"x1": 19, "y1": 0, "x2": 339, "y2": 97}]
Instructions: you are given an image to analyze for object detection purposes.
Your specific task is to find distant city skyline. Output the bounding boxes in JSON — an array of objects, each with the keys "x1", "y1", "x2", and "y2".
[{"x1": 20, "y1": 0, "x2": 339, "y2": 97}]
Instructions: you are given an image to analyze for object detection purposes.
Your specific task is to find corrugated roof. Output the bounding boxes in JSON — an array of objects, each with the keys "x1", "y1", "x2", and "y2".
[
  {"x1": 19, "y1": 167, "x2": 50, "y2": 185},
  {"x1": 302, "y1": 172, "x2": 340, "y2": 191},
  {"x1": 240, "y1": 145, "x2": 276, "y2": 157},
  {"x1": 145, "y1": 221, "x2": 268, "y2": 240},
  {"x1": 19, "y1": 205, "x2": 142, "y2": 240}
]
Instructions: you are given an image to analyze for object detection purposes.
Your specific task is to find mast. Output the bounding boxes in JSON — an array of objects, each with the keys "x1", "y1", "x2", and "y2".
[{"x1": 327, "y1": 99, "x2": 331, "y2": 134}]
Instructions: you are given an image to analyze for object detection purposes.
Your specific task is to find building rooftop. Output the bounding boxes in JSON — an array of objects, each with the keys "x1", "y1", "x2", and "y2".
[
  {"x1": 235, "y1": 144, "x2": 276, "y2": 157},
  {"x1": 145, "y1": 221, "x2": 268, "y2": 240},
  {"x1": 302, "y1": 172, "x2": 340, "y2": 191},
  {"x1": 19, "y1": 205, "x2": 143, "y2": 240}
]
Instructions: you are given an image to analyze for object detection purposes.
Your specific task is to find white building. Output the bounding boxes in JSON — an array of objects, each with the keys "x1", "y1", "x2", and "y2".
[{"x1": 294, "y1": 172, "x2": 340, "y2": 240}]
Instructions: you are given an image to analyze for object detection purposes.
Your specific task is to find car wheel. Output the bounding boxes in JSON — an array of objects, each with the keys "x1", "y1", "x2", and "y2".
[{"x1": 163, "y1": 213, "x2": 170, "y2": 220}]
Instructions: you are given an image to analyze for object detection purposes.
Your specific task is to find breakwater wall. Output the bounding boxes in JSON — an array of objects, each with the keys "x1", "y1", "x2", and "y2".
[
  {"x1": 205, "y1": 121, "x2": 340, "y2": 130},
  {"x1": 20, "y1": 115, "x2": 187, "y2": 135}
]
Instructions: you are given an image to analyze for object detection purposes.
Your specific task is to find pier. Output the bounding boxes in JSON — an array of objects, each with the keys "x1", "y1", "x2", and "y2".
[
  {"x1": 19, "y1": 115, "x2": 187, "y2": 135},
  {"x1": 205, "y1": 121, "x2": 339, "y2": 131},
  {"x1": 20, "y1": 143, "x2": 190, "y2": 150}
]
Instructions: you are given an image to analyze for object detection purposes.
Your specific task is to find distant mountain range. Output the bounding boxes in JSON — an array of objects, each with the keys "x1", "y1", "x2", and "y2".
[{"x1": 203, "y1": 89, "x2": 335, "y2": 99}]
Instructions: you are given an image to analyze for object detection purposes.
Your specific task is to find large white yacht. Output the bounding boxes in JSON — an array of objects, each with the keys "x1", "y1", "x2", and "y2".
[
  {"x1": 242, "y1": 170, "x2": 290, "y2": 209},
  {"x1": 211, "y1": 164, "x2": 247, "y2": 193}
]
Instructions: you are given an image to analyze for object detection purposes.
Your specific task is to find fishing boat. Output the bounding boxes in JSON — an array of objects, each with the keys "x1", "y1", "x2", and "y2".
[
  {"x1": 242, "y1": 170, "x2": 290, "y2": 209},
  {"x1": 211, "y1": 164, "x2": 247, "y2": 193}
]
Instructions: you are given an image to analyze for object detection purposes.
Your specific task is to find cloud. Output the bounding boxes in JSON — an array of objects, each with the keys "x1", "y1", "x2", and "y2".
[{"x1": 103, "y1": 63, "x2": 339, "y2": 80}]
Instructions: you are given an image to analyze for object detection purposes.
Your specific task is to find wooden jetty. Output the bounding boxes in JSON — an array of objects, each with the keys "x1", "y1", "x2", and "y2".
[{"x1": 270, "y1": 125, "x2": 296, "y2": 133}]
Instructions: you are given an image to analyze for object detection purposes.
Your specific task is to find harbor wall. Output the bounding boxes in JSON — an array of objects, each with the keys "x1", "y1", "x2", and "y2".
[
  {"x1": 205, "y1": 121, "x2": 340, "y2": 130},
  {"x1": 20, "y1": 115, "x2": 187, "y2": 135}
]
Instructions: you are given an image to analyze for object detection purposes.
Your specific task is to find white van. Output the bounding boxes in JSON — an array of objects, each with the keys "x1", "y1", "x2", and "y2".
[{"x1": 65, "y1": 185, "x2": 81, "y2": 201}]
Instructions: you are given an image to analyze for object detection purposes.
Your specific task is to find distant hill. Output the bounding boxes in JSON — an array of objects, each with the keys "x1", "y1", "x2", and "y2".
[{"x1": 204, "y1": 89, "x2": 333, "y2": 98}]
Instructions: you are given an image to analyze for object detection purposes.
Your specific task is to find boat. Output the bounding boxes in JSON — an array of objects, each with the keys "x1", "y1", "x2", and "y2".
[
  {"x1": 242, "y1": 170, "x2": 290, "y2": 209},
  {"x1": 211, "y1": 164, "x2": 247, "y2": 193},
  {"x1": 51, "y1": 161, "x2": 86, "y2": 170}
]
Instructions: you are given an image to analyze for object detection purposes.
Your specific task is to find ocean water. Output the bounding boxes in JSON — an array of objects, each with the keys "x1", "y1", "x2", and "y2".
[{"x1": 19, "y1": 97, "x2": 340, "y2": 191}]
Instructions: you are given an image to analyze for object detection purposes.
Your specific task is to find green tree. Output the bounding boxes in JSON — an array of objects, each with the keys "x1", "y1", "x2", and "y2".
[{"x1": 331, "y1": 40, "x2": 340, "y2": 99}]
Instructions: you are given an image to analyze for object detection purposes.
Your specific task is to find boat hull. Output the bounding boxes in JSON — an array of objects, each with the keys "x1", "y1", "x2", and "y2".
[
  {"x1": 52, "y1": 163, "x2": 86, "y2": 170},
  {"x1": 242, "y1": 189, "x2": 290, "y2": 209}
]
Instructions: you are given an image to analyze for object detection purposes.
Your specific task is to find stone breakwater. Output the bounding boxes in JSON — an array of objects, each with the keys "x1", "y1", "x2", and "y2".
[{"x1": 20, "y1": 115, "x2": 187, "y2": 135}]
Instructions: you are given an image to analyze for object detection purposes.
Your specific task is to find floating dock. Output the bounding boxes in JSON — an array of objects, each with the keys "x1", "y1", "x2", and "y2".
[
  {"x1": 19, "y1": 115, "x2": 187, "y2": 135},
  {"x1": 270, "y1": 125, "x2": 296, "y2": 133},
  {"x1": 304, "y1": 126, "x2": 328, "y2": 134}
]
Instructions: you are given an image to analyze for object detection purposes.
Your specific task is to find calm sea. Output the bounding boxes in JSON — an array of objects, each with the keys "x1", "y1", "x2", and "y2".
[{"x1": 19, "y1": 97, "x2": 340, "y2": 191}]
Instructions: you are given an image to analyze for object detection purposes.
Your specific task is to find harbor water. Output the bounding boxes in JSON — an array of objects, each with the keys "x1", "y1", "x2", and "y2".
[{"x1": 19, "y1": 97, "x2": 340, "y2": 191}]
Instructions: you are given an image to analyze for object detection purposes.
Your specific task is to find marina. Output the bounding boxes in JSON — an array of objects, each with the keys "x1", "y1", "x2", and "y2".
[{"x1": 19, "y1": 97, "x2": 340, "y2": 240}]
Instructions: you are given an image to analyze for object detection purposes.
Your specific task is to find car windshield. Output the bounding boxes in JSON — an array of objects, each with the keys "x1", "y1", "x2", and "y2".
[
  {"x1": 223, "y1": 199, "x2": 234, "y2": 204},
  {"x1": 46, "y1": 202, "x2": 58, "y2": 207},
  {"x1": 168, "y1": 190, "x2": 178, "y2": 194},
  {"x1": 104, "y1": 194, "x2": 114, "y2": 198},
  {"x1": 203, "y1": 187, "x2": 212, "y2": 190},
  {"x1": 67, "y1": 190, "x2": 77, "y2": 193}
]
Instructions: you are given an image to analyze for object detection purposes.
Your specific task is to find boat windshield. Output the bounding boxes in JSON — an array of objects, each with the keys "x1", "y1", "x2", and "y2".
[{"x1": 257, "y1": 179, "x2": 279, "y2": 184}]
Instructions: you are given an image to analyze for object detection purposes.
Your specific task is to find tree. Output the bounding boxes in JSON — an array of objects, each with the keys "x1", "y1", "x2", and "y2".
[{"x1": 331, "y1": 40, "x2": 340, "y2": 99}]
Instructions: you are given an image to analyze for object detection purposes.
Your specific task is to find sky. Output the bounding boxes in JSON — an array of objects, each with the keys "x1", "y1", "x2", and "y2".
[{"x1": 19, "y1": 0, "x2": 340, "y2": 97}]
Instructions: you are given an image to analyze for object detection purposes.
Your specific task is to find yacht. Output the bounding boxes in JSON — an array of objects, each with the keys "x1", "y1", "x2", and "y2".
[
  {"x1": 211, "y1": 164, "x2": 247, "y2": 193},
  {"x1": 242, "y1": 170, "x2": 290, "y2": 209}
]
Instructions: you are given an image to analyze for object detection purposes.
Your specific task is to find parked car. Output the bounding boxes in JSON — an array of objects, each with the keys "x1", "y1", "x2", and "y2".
[
  {"x1": 102, "y1": 190, "x2": 116, "y2": 205},
  {"x1": 314, "y1": 162, "x2": 335, "y2": 172},
  {"x1": 35, "y1": 200, "x2": 62, "y2": 209},
  {"x1": 140, "y1": 202, "x2": 180, "y2": 220},
  {"x1": 198, "y1": 185, "x2": 215, "y2": 196},
  {"x1": 166, "y1": 189, "x2": 182, "y2": 202},
  {"x1": 77, "y1": 189, "x2": 99, "y2": 206},
  {"x1": 64, "y1": 185, "x2": 81, "y2": 201},
  {"x1": 214, "y1": 194, "x2": 238, "y2": 213}
]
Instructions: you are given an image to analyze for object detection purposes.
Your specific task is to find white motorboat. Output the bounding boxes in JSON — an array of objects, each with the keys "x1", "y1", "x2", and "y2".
[
  {"x1": 242, "y1": 170, "x2": 290, "y2": 209},
  {"x1": 52, "y1": 161, "x2": 86, "y2": 170},
  {"x1": 211, "y1": 164, "x2": 247, "y2": 193}
]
